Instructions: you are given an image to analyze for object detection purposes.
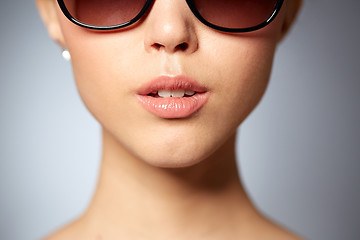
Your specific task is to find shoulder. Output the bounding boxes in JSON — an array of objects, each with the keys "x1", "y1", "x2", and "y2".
[
  {"x1": 258, "y1": 220, "x2": 304, "y2": 240},
  {"x1": 242, "y1": 213, "x2": 304, "y2": 240},
  {"x1": 42, "y1": 218, "x2": 92, "y2": 240}
]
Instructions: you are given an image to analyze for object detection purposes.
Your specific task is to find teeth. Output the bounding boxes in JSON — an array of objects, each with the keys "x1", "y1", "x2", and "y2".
[
  {"x1": 171, "y1": 90, "x2": 185, "y2": 97},
  {"x1": 185, "y1": 90, "x2": 195, "y2": 96},
  {"x1": 158, "y1": 90, "x2": 172, "y2": 98},
  {"x1": 157, "y1": 90, "x2": 188, "y2": 98},
  {"x1": 155, "y1": 89, "x2": 196, "y2": 98}
]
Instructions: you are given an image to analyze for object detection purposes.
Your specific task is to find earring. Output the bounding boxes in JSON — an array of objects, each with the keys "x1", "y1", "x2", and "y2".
[{"x1": 61, "y1": 48, "x2": 71, "y2": 61}]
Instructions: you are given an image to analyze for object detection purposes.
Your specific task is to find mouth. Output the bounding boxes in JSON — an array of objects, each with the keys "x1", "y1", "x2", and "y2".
[
  {"x1": 135, "y1": 75, "x2": 210, "y2": 119},
  {"x1": 147, "y1": 89, "x2": 197, "y2": 98}
]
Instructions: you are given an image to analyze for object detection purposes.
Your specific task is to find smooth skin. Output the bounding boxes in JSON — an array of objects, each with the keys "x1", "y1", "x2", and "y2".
[{"x1": 37, "y1": 0, "x2": 302, "y2": 239}]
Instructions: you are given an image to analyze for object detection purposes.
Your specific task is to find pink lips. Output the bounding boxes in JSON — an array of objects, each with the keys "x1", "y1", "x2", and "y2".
[{"x1": 136, "y1": 76, "x2": 210, "y2": 119}]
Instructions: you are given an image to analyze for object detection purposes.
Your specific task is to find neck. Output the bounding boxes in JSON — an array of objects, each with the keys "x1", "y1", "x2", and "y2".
[{"x1": 82, "y1": 129, "x2": 261, "y2": 239}]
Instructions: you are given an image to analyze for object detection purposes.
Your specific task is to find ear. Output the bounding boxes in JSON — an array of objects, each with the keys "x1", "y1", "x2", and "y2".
[
  {"x1": 278, "y1": 0, "x2": 303, "y2": 42},
  {"x1": 36, "y1": 0, "x2": 65, "y2": 47}
]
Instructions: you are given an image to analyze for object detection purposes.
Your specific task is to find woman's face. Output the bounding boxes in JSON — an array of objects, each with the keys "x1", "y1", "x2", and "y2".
[{"x1": 39, "y1": 0, "x2": 297, "y2": 168}]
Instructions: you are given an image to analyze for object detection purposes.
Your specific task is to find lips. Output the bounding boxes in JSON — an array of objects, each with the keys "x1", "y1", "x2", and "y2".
[{"x1": 136, "y1": 75, "x2": 210, "y2": 119}]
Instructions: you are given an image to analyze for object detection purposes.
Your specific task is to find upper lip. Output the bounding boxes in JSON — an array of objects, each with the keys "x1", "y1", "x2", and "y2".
[{"x1": 136, "y1": 75, "x2": 208, "y2": 95}]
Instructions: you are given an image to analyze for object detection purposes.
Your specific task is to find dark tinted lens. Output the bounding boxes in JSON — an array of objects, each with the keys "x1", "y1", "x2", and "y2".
[
  {"x1": 193, "y1": 0, "x2": 278, "y2": 29},
  {"x1": 63, "y1": 0, "x2": 147, "y2": 27}
]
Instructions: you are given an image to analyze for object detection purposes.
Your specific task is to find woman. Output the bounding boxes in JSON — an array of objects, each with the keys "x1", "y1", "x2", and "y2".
[{"x1": 36, "y1": 0, "x2": 302, "y2": 239}]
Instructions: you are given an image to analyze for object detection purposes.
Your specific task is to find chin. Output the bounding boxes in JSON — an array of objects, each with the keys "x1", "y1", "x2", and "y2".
[
  {"x1": 131, "y1": 133, "x2": 218, "y2": 169},
  {"x1": 138, "y1": 144, "x2": 209, "y2": 169},
  {"x1": 143, "y1": 154, "x2": 204, "y2": 169}
]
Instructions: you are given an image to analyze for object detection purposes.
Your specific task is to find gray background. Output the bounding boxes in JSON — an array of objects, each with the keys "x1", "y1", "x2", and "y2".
[{"x1": 1, "y1": 0, "x2": 359, "y2": 239}]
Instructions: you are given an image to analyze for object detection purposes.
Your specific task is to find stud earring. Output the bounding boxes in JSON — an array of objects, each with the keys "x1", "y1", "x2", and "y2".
[{"x1": 61, "y1": 49, "x2": 71, "y2": 61}]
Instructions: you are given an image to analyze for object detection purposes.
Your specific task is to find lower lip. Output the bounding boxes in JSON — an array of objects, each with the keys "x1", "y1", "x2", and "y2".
[{"x1": 136, "y1": 93, "x2": 210, "y2": 119}]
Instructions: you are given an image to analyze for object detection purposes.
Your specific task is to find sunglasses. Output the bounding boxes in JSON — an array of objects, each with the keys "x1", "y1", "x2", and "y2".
[{"x1": 57, "y1": 0, "x2": 284, "y2": 33}]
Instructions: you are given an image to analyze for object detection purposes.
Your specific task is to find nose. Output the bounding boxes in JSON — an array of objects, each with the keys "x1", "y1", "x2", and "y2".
[{"x1": 144, "y1": 0, "x2": 199, "y2": 54}]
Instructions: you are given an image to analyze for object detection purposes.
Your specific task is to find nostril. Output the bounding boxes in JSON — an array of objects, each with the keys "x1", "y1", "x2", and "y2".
[
  {"x1": 150, "y1": 42, "x2": 189, "y2": 52},
  {"x1": 151, "y1": 43, "x2": 163, "y2": 50},
  {"x1": 175, "y1": 42, "x2": 188, "y2": 51}
]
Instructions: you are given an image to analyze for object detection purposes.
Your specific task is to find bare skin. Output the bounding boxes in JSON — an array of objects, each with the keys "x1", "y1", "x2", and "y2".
[
  {"x1": 37, "y1": 0, "x2": 303, "y2": 239},
  {"x1": 44, "y1": 132, "x2": 303, "y2": 240}
]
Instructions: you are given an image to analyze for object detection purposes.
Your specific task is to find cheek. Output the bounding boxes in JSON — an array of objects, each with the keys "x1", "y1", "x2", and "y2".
[
  {"x1": 197, "y1": 32, "x2": 277, "y2": 131},
  {"x1": 61, "y1": 25, "x2": 144, "y2": 122},
  {"x1": 225, "y1": 41, "x2": 275, "y2": 120}
]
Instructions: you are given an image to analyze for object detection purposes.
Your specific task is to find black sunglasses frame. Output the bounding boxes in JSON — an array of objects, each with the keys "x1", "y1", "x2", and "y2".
[{"x1": 57, "y1": 0, "x2": 284, "y2": 33}]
